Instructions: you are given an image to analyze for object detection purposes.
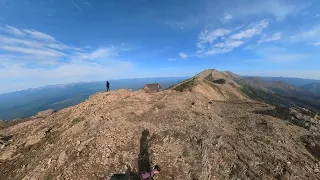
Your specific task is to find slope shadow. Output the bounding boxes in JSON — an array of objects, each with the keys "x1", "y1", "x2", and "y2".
[
  {"x1": 253, "y1": 107, "x2": 291, "y2": 121},
  {"x1": 110, "y1": 130, "x2": 152, "y2": 180},
  {"x1": 138, "y1": 130, "x2": 152, "y2": 173},
  {"x1": 301, "y1": 135, "x2": 320, "y2": 160}
]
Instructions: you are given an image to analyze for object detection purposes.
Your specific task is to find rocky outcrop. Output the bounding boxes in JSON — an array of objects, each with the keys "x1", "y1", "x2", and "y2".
[{"x1": 34, "y1": 109, "x2": 56, "y2": 118}]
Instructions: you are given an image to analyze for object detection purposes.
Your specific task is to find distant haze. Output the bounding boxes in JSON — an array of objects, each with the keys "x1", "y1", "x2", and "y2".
[{"x1": 0, "y1": 77, "x2": 187, "y2": 120}]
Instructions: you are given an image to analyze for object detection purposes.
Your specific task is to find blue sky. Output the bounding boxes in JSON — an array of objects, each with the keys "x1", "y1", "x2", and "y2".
[{"x1": 0, "y1": 0, "x2": 320, "y2": 93}]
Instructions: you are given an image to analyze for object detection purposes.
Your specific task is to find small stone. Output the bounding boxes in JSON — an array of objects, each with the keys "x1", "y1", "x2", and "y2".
[
  {"x1": 58, "y1": 151, "x2": 67, "y2": 167},
  {"x1": 47, "y1": 158, "x2": 52, "y2": 166},
  {"x1": 216, "y1": 136, "x2": 224, "y2": 148}
]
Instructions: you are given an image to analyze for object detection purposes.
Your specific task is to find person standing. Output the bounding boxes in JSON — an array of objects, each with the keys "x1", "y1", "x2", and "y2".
[{"x1": 106, "y1": 81, "x2": 110, "y2": 92}]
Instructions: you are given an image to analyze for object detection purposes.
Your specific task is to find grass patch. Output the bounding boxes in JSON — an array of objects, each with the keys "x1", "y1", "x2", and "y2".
[
  {"x1": 212, "y1": 79, "x2": 226, "y2": 84},
  {"x1": 183, "y1": 150, "x2": 191, "y2": 157},
  {"x1": 71, "y1": 117, "x2": 85, "y2": 125},
  {"x1": 205, "y1": 74, "x2": 226, "y2": 84},
  {"x1": 240, "y1": 85, "x2": 281, "y2": 106},
  {"x1": 173, "y1": 78, "x2": 196, "y2": 92}
]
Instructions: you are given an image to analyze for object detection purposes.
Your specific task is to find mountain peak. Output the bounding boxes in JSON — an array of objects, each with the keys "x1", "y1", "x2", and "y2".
[
  {"x1": 171, "y1": 69, "x2": 245, "y2": 100},
  {"x1": 1, "y1": 78, "x2": 319, "y2": 179}
]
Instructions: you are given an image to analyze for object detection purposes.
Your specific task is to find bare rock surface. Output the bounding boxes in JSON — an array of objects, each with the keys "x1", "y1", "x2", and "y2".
[{"x1": 0, "y1": 89, "x2": 319, "y2": 180}]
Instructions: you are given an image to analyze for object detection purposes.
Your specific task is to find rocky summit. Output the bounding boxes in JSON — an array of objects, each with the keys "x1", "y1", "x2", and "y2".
[{"x1": 1, "y1": 70, "x2": 320, "y2": 180}]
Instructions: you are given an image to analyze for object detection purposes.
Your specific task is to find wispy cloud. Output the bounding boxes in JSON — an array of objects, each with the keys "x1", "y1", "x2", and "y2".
[
  {"x1": 221, "y1": 12, "x2": 232, "y2": 23},
  {"x1": 23, "y1": 29, "x2": 55, "y2": 41},
  {"x1": 316, "y1": 14, "x2": 320, "y2": 17},
  {"x1": 290, "y1": 25, "x2": 320, "y2": 44},
  {"x1": 0, "y1": 34, "x2": 80, "y2": 51},
  {"x1": 179, "y1": 52, "x2": 188, "y2": 59},
  {"x1": 228, "y1": 0, "x2": 299, "y2": 21},
  {"x1": 248, "y1": 46, "x2": 308, "y2": 63},
  {"x1": 197, "y1": 28, "x2": 231, "y2": 53},
  {"x1": 314, "y1": 42, "x2": 320, "y2": 46},
  {"x1": 0, "y1": 25, "x2": 134, "y2": 93},
  {"x1": 0, "y1": 45, "x2": 65, "y2": 57},
  {"x1": 165, "y1": 16, "x2": 201, "y2": 30},
  {"x1": 168, "y1": 58, "x2": 176, "y2": 61},
  {"x1": 73, "y1": 48, "x2": 118, "y2": 61},
  {"x1": 194, "y1": 19, "x2": 270, "y2": 56},
  {"x1": 0, "y1": 25, "x2": 82, "y2": 65},
  {"x1": 0, "y1": 25, "x2": 25, "y2": 36},
  {"x1": 259, "y1": 32, "x2": 281, "y2": 43},
  {"x1": 70, "y1": 0, "x2": 83, "y2": 11},
  {"x1": 230, "y1": 19, "x2": 269, "y2": 40},
  {"x1": 206, "y1": 40, "x2": 244, "y2": 55}
]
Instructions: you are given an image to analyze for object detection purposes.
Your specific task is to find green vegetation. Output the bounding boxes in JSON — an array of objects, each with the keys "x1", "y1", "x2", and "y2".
[
  {"x1": 71, "y1": 117, "x2": 85, "y2": 125},
  {"x1": 204, "y1": 74, "x2": 214, "y2": 82},
  {"x1": 205, "y1": 74, "x2": 226, "y2": 84},
  {"x1": 173, "y1": 78, "x2": 196, "y2": 92},
  {"x1": 240, "y1": 85, "x2": 282, "y2": 106},
  {"x1": 212, "y1": 79, "x2": 226, "y2": 84}
]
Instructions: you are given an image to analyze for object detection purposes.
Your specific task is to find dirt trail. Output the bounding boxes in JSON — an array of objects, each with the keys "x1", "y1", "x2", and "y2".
[{"x1": 0, "y1": 89, "x2": 319, "y2": 180}]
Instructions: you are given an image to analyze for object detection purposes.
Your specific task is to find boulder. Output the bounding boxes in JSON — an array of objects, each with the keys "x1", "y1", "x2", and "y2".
[{"x1": 36, "y1": 109, "x2": 56, "y2": 118}]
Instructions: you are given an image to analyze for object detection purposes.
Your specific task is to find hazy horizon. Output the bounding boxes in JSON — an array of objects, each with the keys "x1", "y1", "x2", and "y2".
[
  {"x1": 2, "y1": 71, "x2": 320, "y2": 94},
  {"x1": 1, "y1": 0, "x2": 320, "y2": 93}
]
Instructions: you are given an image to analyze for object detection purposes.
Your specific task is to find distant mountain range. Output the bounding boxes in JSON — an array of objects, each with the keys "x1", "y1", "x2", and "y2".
[
  {"x1": 0, "y1": 77, "x2": 187, "y2": 120},
  {"x1": 301, "y1": 83, "x2": 320, "y2": 96},
  {"x1": 2, "y1": 73, "x2": 320, "y2": 121},
  {"x1": 237, "y1": 76, "x2": 320, "y2": 112},
  {"x1": 259, "y1": 76, "x2": 320, "y2": 86},
  {"x1": 257, "y1": 76, "x2": 320, "y2": 96}
]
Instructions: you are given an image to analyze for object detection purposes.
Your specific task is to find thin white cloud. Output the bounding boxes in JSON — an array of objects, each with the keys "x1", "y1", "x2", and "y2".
[
  {"x1": 290, "y1": 25, "x2": 320, "y2": 44},
  {"x1": 0, "y1": 25, "x2": 86, "y2": 66},
  {"x1": 0, "y1": 54, "x2": 60, "y2": 65},
  {"x1": 1, "y1": 25, "x2": 26, "y2": 36},
  {"x1": 250, "y1": 46, "x2": 308, "y2": 63},
  {"x1": 179, "y1": 52, "x2": 188, "y2": 59},
  {"x1": 23, "y1": 29, "x2": 55, "y2": 41},
  {"x1": 0, "y1": 34, "x2": 81, "y2": 52},
  {"x1": 221, "y1": 12, "x2": 232, "y2": 23},
  {"x1": 70, "y1": 0, "x2": 83, "y2": 11},
  {"x1": 206, "y1": 40, "x2": 244, "y2": 55},
  {"x1": 165, "y1": 16, "x2": 201, "y2": 30},
  {"x1": 230, "y1": 19, "x2": 269, "y2": 40},
  {"x1": 197, "y1": 28, "x2": 231, "y2": 53},
  {"x1": 259, "y1": 32, "x2": 281, "y2": 43},
  {"x1": 0, "y1": 25, "x2": 134, "y2": 93},
  {"x1": 168, "y1": 58, "x2": 176, "y2": 61},
  {"x1": 314, "y1": 42, "x2": 320, "y2": 46},
  {"x1": 198, "y1": 28, "x2": 231, "y2": 44},
  {"x1": 74, "y1": 48, "x2": 118, "y2": 61},
  {"x1": 229, "y1": 0, "x2": 299, "y2": 21},
  {"x1": 316, "y1": 14, "x2": 320, "y2": 17},
  {"x1": 0, "y1": 45, "x2": 65, "y2": 57},
  {"x1": 194, "y1": 19, "x2": 270, "y2": 56}
]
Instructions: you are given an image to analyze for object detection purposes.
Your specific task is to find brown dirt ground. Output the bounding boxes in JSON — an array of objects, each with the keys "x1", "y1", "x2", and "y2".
[{"x1": 0, "y1": 89, "x2": 319, "y2": 180}]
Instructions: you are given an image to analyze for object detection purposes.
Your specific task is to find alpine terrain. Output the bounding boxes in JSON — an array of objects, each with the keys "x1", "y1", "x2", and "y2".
[{"x1": 1, "y1": 69, "x2": 320, "y2": 180}]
